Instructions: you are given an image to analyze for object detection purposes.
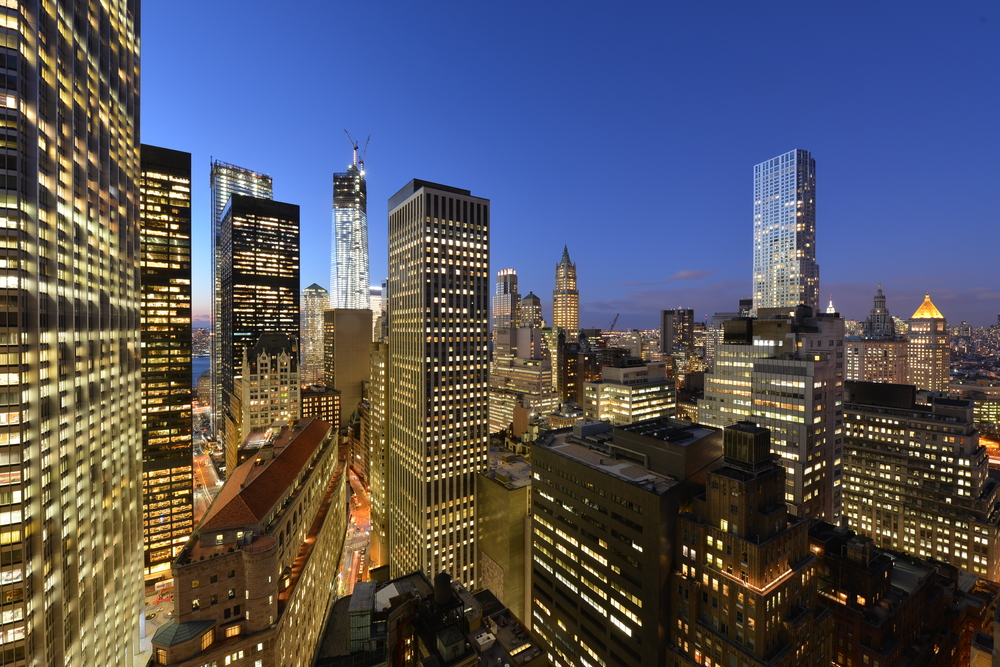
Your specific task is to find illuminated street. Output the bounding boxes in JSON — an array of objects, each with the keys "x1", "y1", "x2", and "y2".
[{"x1": 336, "y1": 469, "x2": 371, "y2": 597}]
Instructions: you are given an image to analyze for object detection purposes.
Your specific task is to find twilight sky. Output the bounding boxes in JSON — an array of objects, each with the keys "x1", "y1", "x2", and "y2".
[{"x1": 141, "y1": 1, "x2": 999, "y2": 330}]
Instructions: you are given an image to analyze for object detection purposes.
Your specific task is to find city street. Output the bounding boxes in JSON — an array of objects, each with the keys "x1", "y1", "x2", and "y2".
[
  {"x1": 336, "y1": 469, "x2": 371, "y2": 597},
  {"x1": 192, "y1": 446, "x2": 222, "y2": 524}
]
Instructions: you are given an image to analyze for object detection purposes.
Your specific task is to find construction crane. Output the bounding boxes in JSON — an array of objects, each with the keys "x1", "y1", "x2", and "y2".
[
  {"x1": 343, "y1": 129, "x2": 370, "y2": 171},
  {"x1": 607, "y1": 313, "x2": 619, "y2": 332}
]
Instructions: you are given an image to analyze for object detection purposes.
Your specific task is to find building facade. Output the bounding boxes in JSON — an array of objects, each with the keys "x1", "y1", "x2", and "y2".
[
  {"x1": 520, "y1": 291, "x2": 544, "y2": 329},
  {"x1": 151, "y1": 419, "x2": 347, "y2": 667},
  {"x1": 300, "y1": 283, "x2": 328, "y2": 384},
  {"x1": 209, "y1": 161, "x2": 273, "y2": 435},
  {"x1": 845, "y1": 285, "x2": 909, "y2": 384},
  {"x1": 489, "y1": 327, "x2": 557, "y2": 434},
  {"x1": 531, "y1": 420, "x2": 723, "y2": 667},
  {"x1": 493, "y1": 268, "x2": 520, "y2": 331},
  {"x1": 552, "y1": 246, "x2": 579, "y2": 333},
  {"x1": 322, "y1": 308, "x2": 372, "y2": 421},
  {"x1": 583, "y1": 360, "x2": 677, "y2": 425},
  {"x1": 238, "y1": 333, "x2": 301, "y2": 440},
  {"x1": 386, "y1": 180, "x2": 490, "y2": 587},
  {"x1": 0, "y1": 3, "x2": 145, "y2": 662},
  {"x1": 331, "y1": 155, "x2": 369, "y2": 310},
  {"x1": 907, "y1": 293, "x2": 950, "y2": 392},
  {"x1": 669, "y1": 422, "x2": 831, "y2": 667},
  {"x1": 752, "y1": 149, "x2": 819, "y2": 313},
  {"x1": 700, "y1": 307, "x2": 845, "y2": 522},
  {"x1": 140, "y1": 145, "x2": 195, "y2": 581},
  {"x1": 842, "y1": 382, "x2": 1000, "y2": 580},
  {"x1": 300, "y1": 384, "x2": 341, "y2": 429},
  {"x1": 661, "y1": 308, "x2": 695, "y2": 354},
  {"x1": 365, "y1": 342, "x2": 389, "y2": 569},
  {"x1": 218, "y1": 194, "x2": 300, "y2": 471}
]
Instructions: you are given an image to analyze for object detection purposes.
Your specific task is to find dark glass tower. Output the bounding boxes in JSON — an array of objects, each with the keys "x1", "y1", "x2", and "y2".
[
  {"x1": 218, "y1": 194, "x2": 300, "y2": 471},
  {"x1": 139, "y1": 145, "x2": 194, "y2": 580}
]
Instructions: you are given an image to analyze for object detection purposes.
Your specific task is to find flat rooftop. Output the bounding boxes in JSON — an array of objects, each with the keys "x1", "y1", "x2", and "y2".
[
  {"x1": 483, "y1": 446, "x2": 531, "y2": 489},
  {"x1": 543, "y1": 429, "x2": 678, "y2": 494}
]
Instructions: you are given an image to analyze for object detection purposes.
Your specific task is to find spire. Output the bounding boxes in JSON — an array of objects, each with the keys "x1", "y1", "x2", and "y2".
[
  {"x1": 826, "y1": 295, "x2": 836, "y2": 314},
  {"x1": 560, "y1": 245, "x2": 571, "y2": 265}
]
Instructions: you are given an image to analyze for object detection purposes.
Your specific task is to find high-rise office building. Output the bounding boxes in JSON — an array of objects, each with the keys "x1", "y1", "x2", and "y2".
[
  {"x1": 583, "y1": 359, "x2": 676, "y2": 425},
  {"x1": 907, "y1": 293, "x2": 950, "y2": 392},
  {"x1": 552, "y1": 246, "x2": 579, "y2": 332},
  {"x1": 330, "y1": 152, "x2": 369, "y2": 309},
  {"x1": 519, "y1": 291, "x2": 544, "y2": 328},
  {"x1": 700, "y1": 306, "x2": 845, "y2": 521},
  {"x1": 322, "y1": 308, "x2": 372, "y2": 419},
  {"x1": 218, "y1": 194, "x2": 300, "y2": 472},
  {"x1": 209, "y1": 161, "x2": 273, "y2": 435},
  {"x1": 660, "y1": 307, "x2": 694, "y2": 353},
  {"x1": 365, "y1": 342, "x2": 389, "y2": 569},
  {"x1": 670, "y1": 422, "x2": 830, "y2": 667},
  {"x1": 140, "y1": 145, "x2": 194, "y2": 582},
  {"x1": 386, "y1": 180, "x2": 490, "y2": 586},
  {"x1": 842, "y1": 382, "x2": 1000, "y2": 580},
  {"x1": 752, "y1": 149, "x2": 819, "y2": 312},
  {"x1": 300, "y1": 283, "x2": 328, "y2": 384},
  {"x1": 494, "y1": 268, "x2": 520, "y2": 331},
  {"x1": 1, "y1": 2, "x2": 143, "y2": 663}
]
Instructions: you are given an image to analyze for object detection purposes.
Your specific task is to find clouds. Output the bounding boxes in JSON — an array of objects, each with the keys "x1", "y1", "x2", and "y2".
[{"x1": 617, "y1": 270, "x2": 717, "y2": 287}]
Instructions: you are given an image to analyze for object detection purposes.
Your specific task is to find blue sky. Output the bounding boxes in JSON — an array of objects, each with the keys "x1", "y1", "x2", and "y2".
[{"x1": 141, "y1": 1, "x2": 999, "y2": 329}]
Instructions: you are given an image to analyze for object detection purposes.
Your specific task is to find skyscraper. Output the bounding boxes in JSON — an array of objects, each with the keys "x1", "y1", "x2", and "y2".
[
  {"x1": 301, "y1": 283, "x2": 329, "y2": 384},
  {"x1": 218, "y1": 194, "x2": 300, "y2": 471},
  {"x1": 752, "y1": 149, "x2": 819, "y2": 312},
  {"x1": 330, "y1": 150, "x2": 369, "y2": 309},
  {"x1": 660, "y1": 307, "x2": 694, "y2": 353},
  {"x1": 845, "y1": 285, "x2": 908, "y2": 384},
  {"x1": 5, "y1": 2, "x2": 143, "y2": 663},
  {"x1": 519, "y1": 291, "x2": 544, "y2": 328},
  {"x1": 209, "y1": 161, "x2": 273, "y2": 435},
  {"x1": 139, "y1": 145, "x2": 194, "y2": 582},
  {"x1": 386, "y1": 180, "x2": 490, "y2": 586},
  {"x1": 493, "y1": 268, "x2": 520, "y2": 330},
  {"x1": 907, "y1": 294, "x2": 950, "y2": 392},
  {"x1": 552, "y1": 245, "x2": 579, "y2": 332}
]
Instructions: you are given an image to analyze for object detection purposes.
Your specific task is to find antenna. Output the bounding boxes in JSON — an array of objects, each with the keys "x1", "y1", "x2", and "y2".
[{"x1": 344, "y1": 129, "x2": 359, "y2": 166}]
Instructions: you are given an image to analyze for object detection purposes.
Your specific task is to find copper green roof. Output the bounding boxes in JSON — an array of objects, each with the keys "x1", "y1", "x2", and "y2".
[{"x1": 152, "y1": 619, "x2": 215, "y2": 648}]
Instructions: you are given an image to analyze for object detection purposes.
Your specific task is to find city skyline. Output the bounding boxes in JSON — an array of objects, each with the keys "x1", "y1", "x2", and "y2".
[{"x1": 142, "y1": 2, "x2": 998, "y2": 329}]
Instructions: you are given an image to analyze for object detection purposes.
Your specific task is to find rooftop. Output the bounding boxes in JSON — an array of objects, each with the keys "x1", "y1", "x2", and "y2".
[
  {"x1": 198, "y1": 418, "x2": 332, "y2": 533},
  {"x1": 911, "y1": 294, "x2": 945, "y2": 320},
  {"x1": 483, "y1": 446, "x2": 531, "y2": 489}
]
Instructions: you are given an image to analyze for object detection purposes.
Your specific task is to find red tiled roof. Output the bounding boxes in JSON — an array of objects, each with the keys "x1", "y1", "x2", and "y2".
[{"x1": 199, "y1": 418, "x2": 333, "y2": 532}]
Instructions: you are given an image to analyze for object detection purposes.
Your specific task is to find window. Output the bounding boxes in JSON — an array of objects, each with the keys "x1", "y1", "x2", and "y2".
[
  {"x1": 225, "y1": 625, "x2": 241, "y2": 638},
  {"x1": 210, "y1": 575, "x2": 218, "y2": 584},
  {"x1": 191, "y1": 599, "x2": 200, "y2": 611},
  {"x1": 200, "y1": 629, "x2": 214, "y2": 651},
  {"x1": 228, "y1": 589, "x2": 235, "y2": 599},
  {"x1": 191, "y1": 580, "x2": 199, "y2": 588}
]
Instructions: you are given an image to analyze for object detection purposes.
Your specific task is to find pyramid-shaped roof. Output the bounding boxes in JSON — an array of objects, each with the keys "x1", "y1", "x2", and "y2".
[{"x1": 911, "y1": 294, "x2": 944, "y2": 319}]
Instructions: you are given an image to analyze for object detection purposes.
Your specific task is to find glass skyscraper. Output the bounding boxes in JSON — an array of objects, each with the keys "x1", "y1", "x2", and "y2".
[
  {"x1": 752, "y1": 149, "x2": 819, "y2": 313},
  {"x1": 386, "y1": 180, "x2": 489, "y2": 587},
  {"x1": 139, "y1": 145, "x2": 194, "y2": 581},
  {"x1": 301, "y1": 283, "x2": 329, "y2": 385},
  {"x1": 331, "y1": 156, "x2": 369, "y2": 309},
  {"x1": 2, "y1": 1, "x2": 143, "y2": 663},
  {"x1": 208, "y1": 161, "x2": 273, "y2": 435},
  {"x1": 493, "y1": 268, "x2": 519, "y2": 330}
]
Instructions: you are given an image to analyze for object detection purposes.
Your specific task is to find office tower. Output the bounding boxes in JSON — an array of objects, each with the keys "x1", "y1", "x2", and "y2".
[
  {"x1": 907, "y1": 293, "x2": 950, "y2": 392},
  {"x1": 845, "y1": 285, "x2": 908, "y2": 384},
  {"x1": 365, "y1": 342, "x2": 389, "y2": 569},
  {"x1": 519, "y1": 291, "x2": 544, "y2": 328},
  {"x1": 552, "y1": 245, "x2": 579, "y2": 332},
  {"x1": 300, "y1": 283, "x2": 328, "y2": 384},
  {"x1": 0, "y1": 1, "x2": 143, "y2": 663},
  {"x1": 738, "y1": 297, "x2": 754, "y2": 317},
  {"x1": 842, "y1": 382, "x2": 1000, "y2": 579},
  {"x1": 583, "y1": 359, "x2": 676, "y2": 425},
  {"x1": 140, "y1": 145, "x2": 195, "y2": 582},
  {"x1": 152, "y1": 419, "x2": 347, "y2": 667},
  {"x1": 660, "y1": 307, "x2": 694, "y2": 353},
  {"x1": 238, "y1": 332, "x2": 301, "y2": 435},
  {"x1": 700, "y1": 306, "x2": 845, "y2": 521},
  {"x1": 322, "y1": 308, "x2": 372, "y2": 419},
  {"x1": 532, "y1": 420, "x2": 723, "y2": 667},
  {"x1": 704, "y1": 312, "x2": 740, "y2": 372},
  {"x1": 368, "y1": 285, "x2": 383, "y2": 339},
  {"x1": 330, "y1": 151, "x2": 369, "y2": 309},
  {"x1": 386, "y1": 180, "x2": 489, "y2": 586},
  {"x1": 301, "y1": 384, "x2": 341, "y2": 427},
  {"x1": 670, "y1": 423, "x2": 830, "y2": 667},
  {"x1": 476, "y1": 451, "x2": 531, "y2": 622},
  {"x1": 218, "y1": 194, "x2": 300, "y2": 471},
  {"x1": 494, "y1": 268, "x2": 520, "y2": 330},
  {"x1": 489, "y1": 328, "x2": 557, "y2": 434},
  {"x1": 752, "y1": 149, "x2": 819, "y2": 313},
  {"x1": 209, "y1": 161, "x2": 273, "y2": 434}
]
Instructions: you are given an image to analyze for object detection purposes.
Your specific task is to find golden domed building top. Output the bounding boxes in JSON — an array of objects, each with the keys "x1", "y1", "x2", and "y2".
[{"x1": 911, "y1": 294, "x2": 944, "y2": 319}]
